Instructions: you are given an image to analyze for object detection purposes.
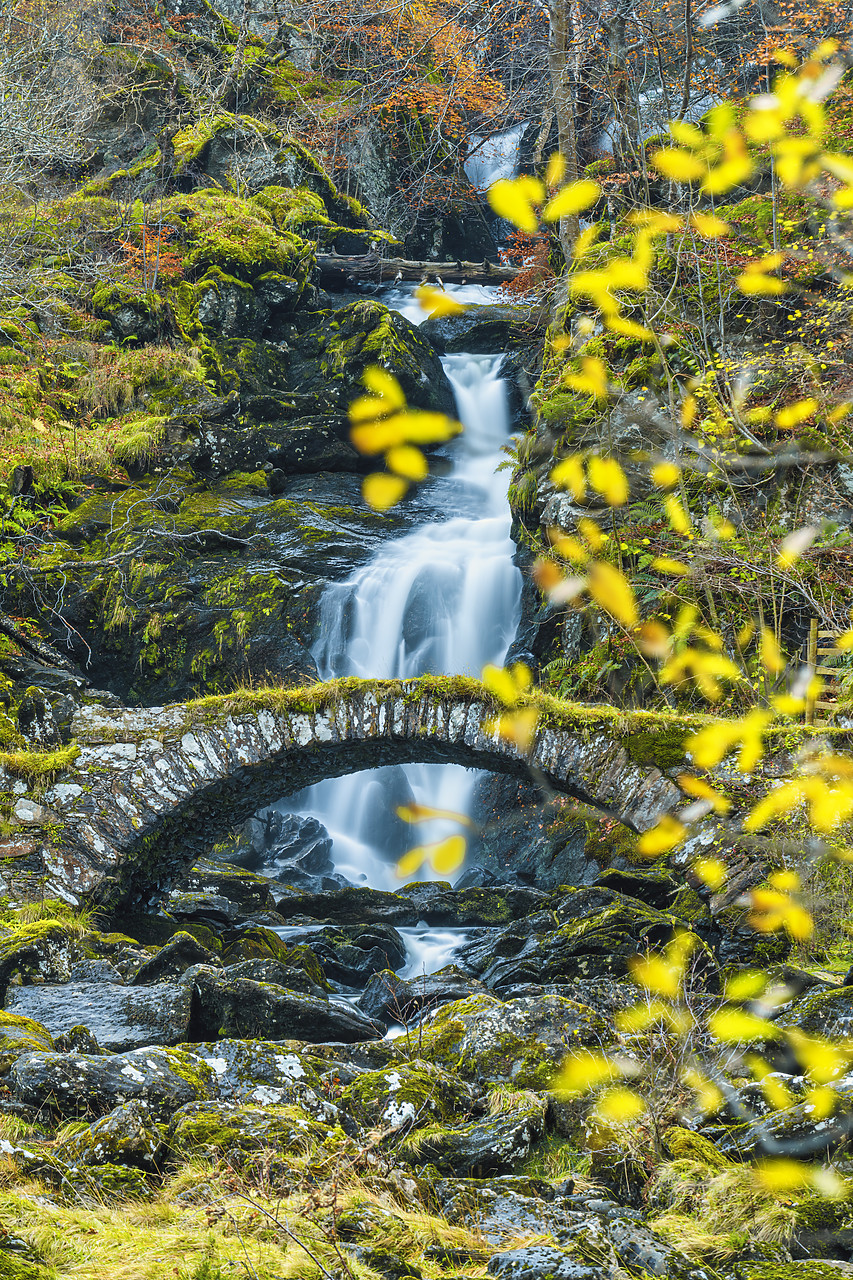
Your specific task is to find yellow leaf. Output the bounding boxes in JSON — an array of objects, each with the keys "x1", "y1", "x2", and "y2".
[
  {"x1": 702, "y1": 152, "x2": 754, "y2": 195},
  {"x1": 578, "y1": 518, "x2": 605, "y2": 551},
  {"x1": 396, "y1": 804, "x2": 473, "y2": 827},
  {"x1": 542, "y1": 179, "x2": 600, "y2": 222},
  {"x1": 494, "y1": 706, "x2": 538, "y2": 750},
  {"x1": 628, "y1": 953, "x2": 682, "y2": 998},
  {"x1": 651, "y1": 461, "x2": 680, "y2": 489},
  {"x1": 386, "y1": 445, "x2": 428, "y2": 481},
  {"x1": 395, "y1": 847, "x2": 425, "y2": 879},
  {"x1": 564, "y1": 356, "x2": 609, "y2": 401},
  {"x1": 363, "y1": 473, "x2": 408, "y2": 510},
  {"x1": 708, "y1": 1008, "x2": 779, "y2": 1043},
  {"x1": 636, "y1": 815, "x2": 686, "y2": 857},
  {"x1": 587, "y1": 561, "x2": 637, "y2": 627},
  {"x1": 651, "y1": 557, "x2": 690, "y2": 576},
  {"x1": 755, "y1": 1160, "x2": 812, "y2": 1193},
  {"x1": 551, "y1": 453, "x2": 587, "y2": 499},
  {"x1": 549, "y1": 533, "x2": 589, "y2": 564},
  {"x1": 726, "y1": 971, "x2": 768, "y2": 1001},
  {"x1": 361, "y1": 367, "x2": 406, "y2": 409},
  {"x1": 776, "y1": 525, "x2": 818, "y2": 568},
  {"x1": 481, "y1": 661, "x2": 532, "y2": 707},
  {"x1": 668, "y1": 120, "x2": 704, "y2": 148},
  {"x1": 652, "y1": 148, "x2": 706, "y2": 182},
  {"x1": 737, "y1": 273, "x2": 786, "y2": 295},
  {"x1": 761, "y1": 627, "x2": 785, "y2": 674},
  {"x1": 744, "y1": 781, "x2": 805, "y2": 831},
  {"x1": 428, "y1": 834, "x2": 467, "y2": 874},
  {"x1": 805, "y1": 1085, "x2": 838, "y2": 1119},
  {"x1": 605, "y1": 315, "x2": 655, "y2": 341},
  {"x1": 488, "y1": 176, "x2": 545, "y2": 234},
  {"x1": 546, "y1": 152, "x2": 566, "y2": 187},
  {"x1": 554, "y1": 1051, "x2": 624, "y2": 1097},
  {"x1": 615, "y1": 1001, "x2": 671, "y2": 1033},
  {"x1": 573, "y1": 223, "x2": 602, "y2": 259},
  {"x1": 678, "y1": 775, "x2": 731, "y2": 813},
  {"x1": 690, "y1": 213, "x2": 730, "y2": 238},
  {"x1": 594, "y1": 1088, "x2": 646, "y2": 1124},
  {"x1": 587, "y1": 454, "x2": 628, "y2": 505},
  {"x1": 775, "y1": 397, "x2": 819, "y2": 428},
  {"x1": 787, "y1": 1029, "x2": 848, "y2": 1084},
  {"x1": 415, "y1": 285, "x2": 468, "y2": 318},
  {"x1": 693, "y1": 857, "x2": 727, "y2": 890},
  {"x1": 664, "y1": 494, "x2": 692, "y2": 535}
]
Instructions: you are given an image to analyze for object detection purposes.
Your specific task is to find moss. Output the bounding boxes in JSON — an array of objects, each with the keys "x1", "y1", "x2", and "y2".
[
  {"x1": 0, "y1": 1010, "x2": 53, "y2": 1071},
  {"x1": 162, "y1": 189, "x2": 314, "y2": 283},
  {"x1": 663, "y1": 1126, "x2": 729, "y2": 1170},
  {"x1": 220, "y1": 930, "x2": 325, "y2": 988},
  {"x1": 170, "y1": 1101, "x2": 326, "y2": 1158},
  {"x1": 0, "y1": 742, "x2": 79, "y2": 780},
  {"x1": 623, "y1": 728, "x2": 686, "y2": 769},
  {"x1": 0, "y1": 1252, "x2": 55, "y2": 1279}
]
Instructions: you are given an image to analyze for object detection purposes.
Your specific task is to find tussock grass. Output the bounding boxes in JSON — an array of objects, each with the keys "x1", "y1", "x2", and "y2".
[{"x1": 648, "y1": 1160, "x2": 797, "y2": 1260}]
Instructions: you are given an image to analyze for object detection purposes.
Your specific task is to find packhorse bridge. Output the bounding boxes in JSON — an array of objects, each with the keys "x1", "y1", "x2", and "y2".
[{"x1": 3, "y1": 677, "x2": 688, "y2": 908}]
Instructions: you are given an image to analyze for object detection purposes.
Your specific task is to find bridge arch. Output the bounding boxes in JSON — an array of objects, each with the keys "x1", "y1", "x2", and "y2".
[{"x1": 32, "y1": 678, "x2": 683, "y2": 907}]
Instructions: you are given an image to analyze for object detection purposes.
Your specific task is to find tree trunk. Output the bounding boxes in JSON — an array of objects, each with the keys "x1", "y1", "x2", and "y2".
[{"x1": 315, "y1": 254, "x2": 519, "y2": 287}]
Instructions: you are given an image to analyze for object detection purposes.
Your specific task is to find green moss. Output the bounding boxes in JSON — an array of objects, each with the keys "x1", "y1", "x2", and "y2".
[
  {"x1": 0, "y1": 742, "x2": 79, "y2": 779},
  {"x1": 162, "y1": 190, "x2": 314, "y2": 283},
  {"x1": 663, "y1": 1126, "x2": 729, "y2": 1170},
  {"x1": 623, "y1": 729, "x2": 686, "y2": 768}
]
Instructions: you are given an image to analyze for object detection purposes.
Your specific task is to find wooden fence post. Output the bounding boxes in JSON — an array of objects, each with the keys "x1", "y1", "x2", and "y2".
[{"x1": 805, "y1": 616, "x2": 818, "y2": 725}]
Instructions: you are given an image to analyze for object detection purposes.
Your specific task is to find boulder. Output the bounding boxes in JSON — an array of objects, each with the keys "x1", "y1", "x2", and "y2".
[
  {"x1": 57, "y1": 1099, "x2": 165, "y2": 1168},
  {"x1": 275, "y1": 887, "x2": 418, "y2": 927},
  {"x1": 10, "y1": 1047, "x2": 217, "y2": 1117},
  {"x1": 401, "y1": 882, "x2": 549, "y2": 927},
  {"x1": 7, "y1": 980, "x2": 193, "y2": 1052},
  {"x1": 0, "y1": 1009, "x2": 53, "y2": 1072},
  {"x1": 359, "y1": 966, "x2": 488, "y2": 1025},
  {"x1": 224, "y1": 957, "x2": 328, "y2": 998},
  {"x1": 184, "y1": 1038, "x2": 332, "y2": 1112},
  {"x1": 487, "y1": 1248, "x2": 599, "y2": 1280},
  {"x1": 776, "y1": 984, "x2": 853, "y2": 1038},
  {"x1": 130, "y1": 931, "x2": 219, "y2": 985},
  {"x1": 410, "y1": 994, "x2": 611, "y2": 1088},
  {"x1": 279, "y1": 924, "x2": 407, "y2": 987},
  {"x1": 341, "y1": 1060, "x2": 477, "y2": 1129},
  {"x1": 179, "y1": 858, "x2": 276, "y2": 914},
  {"x1": 420, "y1": 305, "x2": 534, "y2": 355},
  {"x1": 186, "y1": 967, "x2": 382, "y2": 1043},
  {"x1": 168, "y1": 1098, "x2": 329, "y2": 1159},
  {"x1": 409, "y1": 1102, "x2": 546, "y2": 1176}
]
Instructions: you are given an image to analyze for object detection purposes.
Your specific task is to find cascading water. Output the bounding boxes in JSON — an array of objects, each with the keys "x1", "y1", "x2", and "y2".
[{"x1": 284, "y1": 327, "x2": 522, "y2": 889}]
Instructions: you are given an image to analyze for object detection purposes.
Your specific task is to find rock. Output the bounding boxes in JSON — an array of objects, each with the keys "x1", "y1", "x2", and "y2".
[
  {"x1": 130, "y1": 932, "x2": 219, "y2": 984},
  {"x1": 275, "y1": 887, "x2": 419, "y2": 927},
  {"x1": 185, "y1": 1039, "x2": 330, "y2": 1110},
  {"x1": 409, "y1": 1102, "x2": 546, "y2": 1176},
  {"x1": 733, "y1": 1267, "x2": 853, "y2": 1280},
  {"x1": 359, "y1": 966, "x2": 488, "y2": 1025},
  {"x1": 341, "y1": 1060, "x2": 478, "y2": 1129},
  {"x1": 166, "y1": 891, "x2": 239, "y2": 926},
  {"x1": 168, "y1": 1097, "x2": 329, "y2": 1160},
  {"x1": 487, "y1": 1247, "x2": 599, "y2": 1280},
  {"x1": 16, "y1": 686, "x2": 62, "y2": 746},
  {"x1": 410, "y1": 994, "x2": 611, "y2": 1088},
  {"x1": 57, "y1": 1099, "x2": 165, "y2": 1168},
  {"x1": 7, "y1": 981, "x2": 192, "y2": 1053},
  {"x1": 224, "y1": 957, "x2": 328, "y2": 998},
  {"x1": 776, "y1": 985, "x2": 853, "y2": 1038},
  {"x1": 401, "y1": 882, "x2": 549, "y2": 926},
  {"x1": 186, "y1": 967, "x2": 382, "y2": 1042},
  {"x1": 0, "y1": 1009, "x2": 53, "y2": 1072},
  {"x1": 279, "y1": 924, "x2": 407, "y2": 987},
  {"x1": 10, "y1": 1046, "x2": 217, "y2": 1117},
  {"x1": 715, "y1": 1080, "x2": 853, "y2": 1159},
  {"x1": 234, "y1": 811, "x2": 334, "y2": 880},
  {"x1": 180, "y1": 858, "x2": 276, "y2": 914},
  {"x1": 54, "y1": 1025, "x2": 102, "y2": 1055},
  {"x1": 420, "y1": 305, "x2": 533, "y2": 354}
]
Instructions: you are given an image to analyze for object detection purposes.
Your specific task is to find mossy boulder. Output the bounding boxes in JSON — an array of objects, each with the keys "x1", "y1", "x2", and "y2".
[
  {"x1": 404, "y1": 1097, "x2": 547, "y2": 1176},
  {"x1": 163, "y1": 189, "x2": 315, "y2": 285},
  {"x1": 662, "y1": 1126, "x2": 729, "y2": 1171},
  {"x1": 411, "y1": 994, "x2": 610, "y2": 1089},
  {"x1": 57, "y1": 1099, "x2": 165, "y2": 1168},
  {"x1": 0, "y1": 1010, "x2": 53, "y2": 1072},
  {"x1": 776, "y1": 985, "x2": 853, "y2": 1039},
  {"x1": 168, "y1": 1098, "x2": 327, "y2": 1158},
  {"x1": 8, "y1": 1046, "x2": 217, "y2": 1118},
  {"x1": 341, "y1": 1060, "x2": 477, "y2": 1129}
]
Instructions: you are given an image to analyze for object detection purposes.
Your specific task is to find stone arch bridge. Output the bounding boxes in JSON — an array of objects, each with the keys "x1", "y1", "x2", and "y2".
[{"x1": 7, "y1": 677, "x2": 688, "y2": 908}]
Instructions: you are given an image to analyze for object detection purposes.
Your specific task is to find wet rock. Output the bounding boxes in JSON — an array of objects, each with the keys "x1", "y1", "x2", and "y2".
[
  {"x1": 10, "y1": 1046, "x2": 217, "y2": 1117},
  {"x1": 410, "y1": 994, "x2": 611, "y2": 1088},
  {"x1": 235, "y1": 811, "x2": 334, "y2": 880},
  {"x1": 7, "y1": 980, "x2": 192, "y2": 1052},
  {"x1": 409, "y1": 1101, "x2": 546, "y2": 1175},
  {"x1": 186, "y1": 967, "x2": 382, "y2": 1043},
  {"x1": 401, "y1": 882, "x2": 549, "y2": 927},
  {"x1": 180, "y1": 858, "x2": 276, "y2": 915},
  {"x1": 130, "y1": 931, "x2": 219, "y2": 985},
  {"x1": 420, "y1": 305, "x2": 533, "y2": 355},
  {"x1": 715, "y1": 1080, "x2": 853, "y2": 1159},
  {"x1": 359, "y1": 966, "x2": 488, "y2": 1025},
  {"x1": 166, "y1": 891, "x2": 239, "y2": 927},
  {"x1": 279, "y1": 924, "x2": 407, "y2": 987},
  {"x1": 224, "y1": 957, "x2": 328, "y2": 997},
  {"x1": 275, "y1": 887, "x2": 418, "y2": 927},
  {"x1": 776, "y1": 984, "x2": 853, "y2": 1038},
  {"x1": 54, "y1": 1025, "x2": 101, "y2": 1055},
  {"x1": 341, "y1": 1060, "x2": 478, "y2": 1129},
  {"x1": 57, "y1": 1099, "x2": 165, "y2": 1168}
]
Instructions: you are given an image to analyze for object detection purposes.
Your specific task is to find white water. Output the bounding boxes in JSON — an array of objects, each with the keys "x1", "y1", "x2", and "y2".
[
  {"x1": 286, "y1": 323, "x2": 522, "y2": 889},
  {"x1": 464, "y1": 124, "x2": 525, "y2": 192}
]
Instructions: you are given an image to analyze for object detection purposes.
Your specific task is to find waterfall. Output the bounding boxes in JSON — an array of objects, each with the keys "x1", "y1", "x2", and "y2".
[
  {"x1": 284, "y1": 331, "x2": 522, "y2": 889},
  {"x1": 464, "y1": 124, "x2": 525, "y2": 192}
]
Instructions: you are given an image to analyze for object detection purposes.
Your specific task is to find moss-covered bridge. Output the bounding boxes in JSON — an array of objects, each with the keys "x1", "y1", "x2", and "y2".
[{"x1": 6, "y1": 677, "x2": 690, "y2": 908}]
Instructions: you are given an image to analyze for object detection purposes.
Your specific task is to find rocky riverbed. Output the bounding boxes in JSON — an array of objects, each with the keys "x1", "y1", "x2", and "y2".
[{"x1": 1, "y1": 851, "x2": 852, "y2": 1280}]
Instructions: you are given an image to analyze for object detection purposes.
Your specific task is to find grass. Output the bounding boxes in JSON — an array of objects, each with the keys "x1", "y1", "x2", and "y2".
[
  {"x1": 648, "y1": 1161, "x2": 797, "y2": 1261},
  {"x1": 0, "y1": 741, "x2": 79, "y2": 780}
]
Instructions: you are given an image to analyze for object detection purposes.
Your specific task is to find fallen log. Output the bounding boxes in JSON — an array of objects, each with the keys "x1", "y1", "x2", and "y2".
[{"x1": 316, "y1": 253, "x2": 519, "y2": 287}]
